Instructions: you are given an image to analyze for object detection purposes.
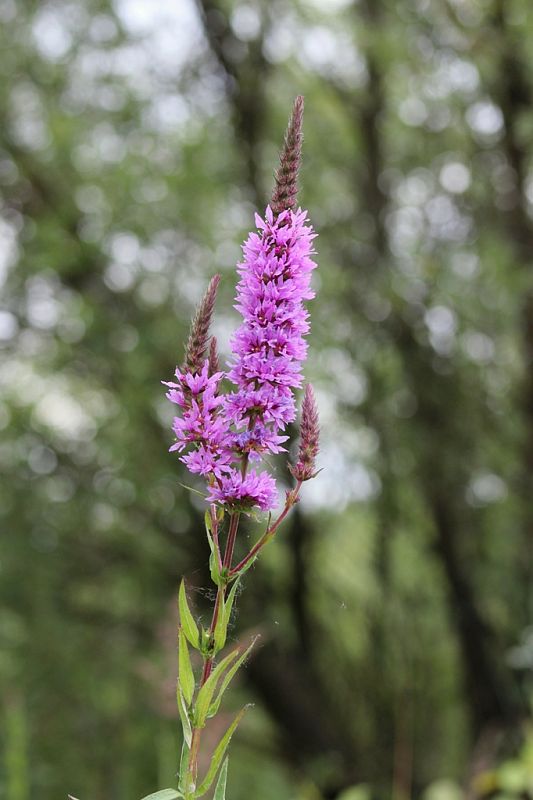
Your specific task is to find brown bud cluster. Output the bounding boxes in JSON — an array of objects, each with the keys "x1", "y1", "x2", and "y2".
[
  {"x1": 290, "y1": 384, "x2": 320, "y2": 482},
  {"x1": 183, "y1": 274, "x2": 221, "y2": 374},
  {"x1": 271, "y1": 95, "x2": 304, "y2": 217}
]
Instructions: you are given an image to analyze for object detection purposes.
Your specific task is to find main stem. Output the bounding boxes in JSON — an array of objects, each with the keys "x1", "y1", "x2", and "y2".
[
  {"x1": 184, "y1": 475, "x2": 301, "y2": 795},
  {"x1": 185, "y1": 510, "x2": 242, "y2": 796}
]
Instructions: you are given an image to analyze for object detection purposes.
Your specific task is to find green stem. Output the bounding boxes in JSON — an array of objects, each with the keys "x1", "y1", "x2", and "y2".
[{"x1": 184, "y1": 510, "x2": 242, "y2": 794}]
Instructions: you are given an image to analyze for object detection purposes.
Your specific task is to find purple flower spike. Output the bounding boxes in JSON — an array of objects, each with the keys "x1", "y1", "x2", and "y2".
[
  {"x1": 164, "y1": 98, "x2": 318, "y2": 515},
  {"x1": 290, "y1": 384, "x2": 320, "y2": 482},
  {"x1": 226, "y1": 205, "x2": 317, "y2": 448}
]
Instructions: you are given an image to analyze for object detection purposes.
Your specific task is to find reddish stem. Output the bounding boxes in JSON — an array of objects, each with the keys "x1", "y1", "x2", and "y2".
[
  {"x1": 230, "y1": 481, "x2": 302, "y2": 576},
  {"x1": 223, "y1": 512, "x2": 240, "y2": 570}
]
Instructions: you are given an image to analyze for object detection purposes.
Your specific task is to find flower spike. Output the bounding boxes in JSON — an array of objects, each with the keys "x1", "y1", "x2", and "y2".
[
  {"x1": 183, "y1": 274, "x2": 221, "y2": 374},
  {"x1": 271, "y1": 95, "x2": 304, "y2": 216},
  {"x1": 290, "y1": 384, "x2": 320, "y2": 481}
]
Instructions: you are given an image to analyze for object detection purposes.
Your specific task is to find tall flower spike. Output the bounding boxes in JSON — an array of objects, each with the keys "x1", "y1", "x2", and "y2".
[
  {"x1": 271, "y1": 95, "x2": 304, "y2": 216},
  {"x1": 290, "y1": 383, "x2": 320, "y2": 481},
  {"x1": 183, "y1": 274, "x2": 221, "y2": 374}
]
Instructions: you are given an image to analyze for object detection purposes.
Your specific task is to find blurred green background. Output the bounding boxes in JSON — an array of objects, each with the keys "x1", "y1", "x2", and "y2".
[{"x1": 1, "y1": 0, "x2": 533, "y2": 798}]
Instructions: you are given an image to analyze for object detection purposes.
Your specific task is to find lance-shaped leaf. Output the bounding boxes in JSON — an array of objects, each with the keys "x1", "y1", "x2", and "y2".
[
  {"x1": 223, "y1": 578, "x2": 240, "y2": 628},
  {"x1": 179, "y1": 581, "x2": 199, "y2": 649},
  {"x1": 208, "y1": 636, "x2": 258, "y2": 719},
  {"x1": 212, "y1": 578, "x2": 240, "y2": 653},
  {"x1": 177, "y1": 682, "x2": 192, "y2": 747},
  {"x1": 205, "y1": 512, "x2": 221, "y2": 587},
  {"x1": 194, "y1": 706, "x2": 249, "y2": 798},
  {"x1": 178, "y1": 628, "x2": 195, "y2": 706},
  {"x1": 193, "y1": 648, "x2": 240, "y2": 728},
  {"x1": 213, "y1": 594, "x2": 227, "y2": 653},
  {"x1": 212, "y1": 758, "x2": 229, "y2": 800},
  {"x1": 140, "y1": 790, "x2": 184, "y2": 800},
  {"x1": 177, "y1": 740, "x2": 190, "y2": 796},
  {"x1": 213, "y1": 578, "x2": 239, "y2": 652}
]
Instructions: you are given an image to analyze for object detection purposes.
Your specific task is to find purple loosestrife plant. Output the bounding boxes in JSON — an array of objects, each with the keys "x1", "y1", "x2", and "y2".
[{"x1": 143, "y1": 97, "x2": 320, "y2": 800}]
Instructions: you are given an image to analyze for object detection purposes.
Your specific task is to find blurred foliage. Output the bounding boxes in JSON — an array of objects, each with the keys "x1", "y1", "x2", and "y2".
[{"x1": 1, "y1": 0, "x2": 533, "y2": 799}]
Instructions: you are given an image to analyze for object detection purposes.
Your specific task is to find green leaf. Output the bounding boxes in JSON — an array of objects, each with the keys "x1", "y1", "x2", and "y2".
[
  {"x1": 178, "y1": 581, "x2": 199, "y2": 649},
  {"x1": 213, "y1": 594, "x2": 227, "y2": 653},
  {"x1": 223, "y1": 577, "x2": 240, "y2": 627},
  {"x1": 208, "y1": 636, "x2": 258, "y2": 719},
  {"x1": 177, "y1": 683, "x2": 192, "y2": 748},
  {"x1": 205, "y1": 521, "x2": 221, "y2": 587},
  {"x1": 177, "y1": 741, "x2": 190, "y2": 796},
  {"x1": 178, "y1": 482, "x2": 207, "y2": 499},
  {"x1": 178, "y1": 628, "x2": 195, "y2": 706},
  {"x1": 194, "y1": 707, "x2": 249, "y2": 798},
  {"x1": 140, "y1": 790, "x2": 183, "y2": 800},
  {"x1": 193, "y1": 648, "x2": 240, "y2": 728},
  {"x1": 212, "y1": 576, "x2": 241, "y2": 654},
  {"x1": 212, "y1": 758, "x2": 229, "y2": 800}
]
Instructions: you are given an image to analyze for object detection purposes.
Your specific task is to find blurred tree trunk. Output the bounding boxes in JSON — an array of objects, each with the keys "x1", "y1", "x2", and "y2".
[
  {"x1": 194, "y1": 0, "x2": 271, "y2": 202},
  {"x1": 347, "y1": 0, "x2": 524, "y2": 746},
  {"x1": 351, "y1": 0, "x2": 398, "y2": 785},
  {"x1": 492, "y1": 0, "x2": 533, "y2": 632}
]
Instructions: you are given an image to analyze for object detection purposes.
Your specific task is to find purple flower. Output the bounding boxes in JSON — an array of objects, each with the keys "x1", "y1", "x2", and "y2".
[
  {"x1": 163, "y1": 360, "x2": 231, "y2": 477},
  {"x1": 232, "y1": 422, "x2": 288, "y2": 461},
  {"x1": 163, "y1": 361, "x2": 224, "y2": 408},
  {"x1": 226, "y1": 205, "x2": 317, "y2": 441},
  {"x1": 224, "y1": 385, "x2": 296, "y2": 428},
  {"x1": 181, "y1": 445, "x2": 232, "y2": 479},
  {"x1": 207, "y1": 469, "x2": 278, "y2": 512}
]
